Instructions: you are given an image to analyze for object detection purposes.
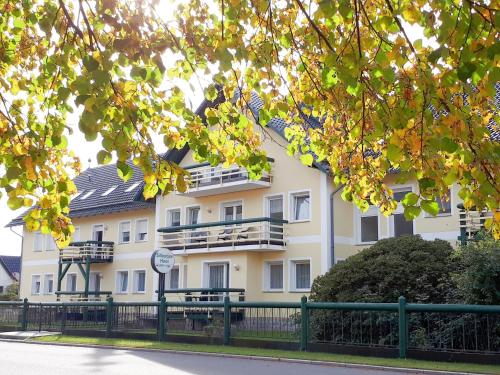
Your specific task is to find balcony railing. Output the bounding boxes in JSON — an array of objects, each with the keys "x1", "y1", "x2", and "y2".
[
  {"x1": 179, "y1": 161, "x2": 273, "y2": 197},
  {"x1": 458, "y1": 204, "x2": 496, "y2": 244},
  {"x1": 158, "y1": 217, "x2": 287, "y2": 253},
  {"x1": 60, "y1": 241, "x2": 114, "y2": 262}
]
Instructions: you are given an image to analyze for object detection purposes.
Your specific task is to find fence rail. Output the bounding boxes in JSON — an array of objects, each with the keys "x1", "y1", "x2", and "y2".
[{"x1": 1, "y1": 297, "x2": 499, "y2": 363}]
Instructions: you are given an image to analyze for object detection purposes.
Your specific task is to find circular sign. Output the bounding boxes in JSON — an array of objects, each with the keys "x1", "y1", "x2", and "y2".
[{"x1": 151, "y1": 249, "x2": 175, "y2": 274}]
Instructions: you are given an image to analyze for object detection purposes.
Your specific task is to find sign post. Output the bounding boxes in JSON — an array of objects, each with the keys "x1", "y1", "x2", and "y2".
[{"x1": 151, "y1": 249, "x2": 175, "y2": 301}]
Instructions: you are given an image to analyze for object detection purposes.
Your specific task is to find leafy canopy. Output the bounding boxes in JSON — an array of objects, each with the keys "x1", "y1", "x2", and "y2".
[{"x1": 0, "y1": 0, "x2": 498, "y2": 244}]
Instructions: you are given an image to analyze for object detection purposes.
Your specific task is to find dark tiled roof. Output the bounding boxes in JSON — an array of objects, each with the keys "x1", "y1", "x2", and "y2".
[
  {"x1": 6, "y1": 160, "x2": 155, "y2": 227},
  {"x1": 0, "y1": 255, "x2": 21, "y2": 280}
]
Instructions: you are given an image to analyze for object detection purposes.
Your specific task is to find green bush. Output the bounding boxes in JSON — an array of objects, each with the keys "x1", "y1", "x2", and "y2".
[
  {"x1": 454, "y1": 234, "x2": 500, "y2": 305},
  {"x1": 310, "y1": 235, "x2": 457, "y2": 304}
]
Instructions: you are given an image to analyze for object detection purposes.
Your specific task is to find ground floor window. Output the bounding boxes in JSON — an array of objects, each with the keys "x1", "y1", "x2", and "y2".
[
  {"x1": 290, "y1": 260, "x2": 311, "y2": 291},
  {"x1": 133, "y1": 270, "x2": 146, "y2": 293},
  {"x1": 43, "y1": 274, "x2": 54, "y2": 294},
  {"x1": 166, "y1": 267, "x2": 179, "y2": 290},
  {"x1": 203, "y1": 262, "x2": 229, "y2": 289},
  {"x1": 66, "y1": 274, "x2": 77, "y2": 292},
  {"x1": 116, "y1": 271, "x2": 129, "y2": 293},
  {"x1": 358, "y1": 205, "x2": 379, "y2": 243},
  {"x1": 264, "y1": 261, "x2": 283, "y2": 291},
  {"x1": 31, "y1": 275, "x2": 41, "y2": 295}
]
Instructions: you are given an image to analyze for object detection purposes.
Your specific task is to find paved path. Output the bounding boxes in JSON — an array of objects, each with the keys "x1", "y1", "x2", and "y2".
[{"x1": 0, "y1": 341, "x2": 417, "y2": 375}]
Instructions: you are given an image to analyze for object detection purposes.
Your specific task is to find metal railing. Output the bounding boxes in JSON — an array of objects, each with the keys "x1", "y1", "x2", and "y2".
[
  {"x1": 163, "y1": 288, "x2": 245, "y2": 303},
  {"x1": 158, "y1": 218, "x2": 288, "y2": 252},
  {"x1": 1, "y1": 297, "x2": 499, "y2": 362},
  {"x1": 59, "y1": 241, "x2": 114, "y2": 262},
  {"x1": 457, "y1": 204, "x2": 496, "y2": 245},
  {"x1": 184, "y1": 162, "x2": 272, "y2": 191}
]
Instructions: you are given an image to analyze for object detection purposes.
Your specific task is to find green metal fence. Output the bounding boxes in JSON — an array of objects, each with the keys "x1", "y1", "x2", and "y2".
[{"x1": 1, "y1": 297, "x2": 499, "y2": 362}]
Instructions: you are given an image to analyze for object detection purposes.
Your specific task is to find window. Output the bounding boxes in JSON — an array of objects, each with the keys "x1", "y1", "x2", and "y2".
[
  {"x1": 135, "y1": 219, "x2": 148, "y2": 241},
  {"x1": 72, "y1": 227, "x2": 81, "y2": 242},
  {"x1": 80, "y1": 189, "x2": 96, "y2": 200},
  {"x1": 116, "y1": 271, "x2": 129, "y2": 293},
  {"x1": 102, "y1": 185, "x2": 118, "y2": 196},
  {"x1": 31, "y1": 275, "x2": 41, "y2": 295},
  {"x1": 0, "y1": 286, "x2": 3, "y2": 294},
  {"x1": 66, "y1": 274, "x2": 77, "y2": 292},
  {"x1": 291, "y1": 260, "x2": 311, "y2": 291},
  {"x1": 125, "y1": 181, "x2": 140, "y2": 192},
  {"x1": 186, "y1": 207, "x2": 200, "y2": 225},
  {"x1": 358, "y1": 206, "x2": 379, "y2": 243},
  {"x1": 222, "y1": 201, "x2": 243, "y2": 221},
  {"x1": 167, "y1": 267, "x2": 179, "y2": 289},
  {"x1": 290, "y1": 192, "x2": 310, "y2": 222},
  {"x1": 44, "y1": 274, "x2": 54, "y2": 294},
  {"x1": 203, "y1": 263, "x2": 229, "y2": 289},
  {"x1": 427, "y1": 190, "x2": 452, "y2": 216},
  {"x1": 34, "y1": 232, "x2": 44, "y2": 252},
  {"x1": 89, "y1": 272, "x2": 101, "y2": 292},
  {"x1": 391, "y1": 188, "x2": 414, "y2": 237},
  {"x1": 92, "y1": 224, "x2": 104, "y2": 242},
  {"x1": 133, "y1": 270, "x2": 146, "y2": 293},
  {"x1": 264, "y1": 261, "x2": 283, "y2": 291},
  {"x1": 167, "y1": 209, "x2": 181, "y2": 227},
  {"x1": 45, "y1": 235, "x2": 56, "y2": 251},
  {"x1": 119, "y1": 221, "x2": 131, "y2": 243}
]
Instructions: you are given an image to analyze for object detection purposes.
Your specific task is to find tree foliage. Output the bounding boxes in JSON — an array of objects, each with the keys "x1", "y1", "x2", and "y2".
[
  {"x1": 0, "y1": 0, "x2": 498, "y2": 244},
  {"x1": 310, "y1": 235, "x2": 457, "y2": 303}
]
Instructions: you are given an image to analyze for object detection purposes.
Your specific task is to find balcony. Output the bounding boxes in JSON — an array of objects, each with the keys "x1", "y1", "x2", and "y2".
[
  {"x1": 178, "y1": 161, "x2": 273, "y2": 197},
  {"x1": 158, "y1": 217, "x2": 287, "y2": 254},
  {"x1": 59, "y1": 241, "x2": 114, "y2": 263},
  {"x1": 458, "y1": 204, "x2": 495, "y2": 244}
]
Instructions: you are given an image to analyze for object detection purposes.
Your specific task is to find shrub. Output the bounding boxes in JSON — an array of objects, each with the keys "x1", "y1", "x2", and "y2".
[{"x1": 310, "y1": 235, "x2": 457, "y2": 304}]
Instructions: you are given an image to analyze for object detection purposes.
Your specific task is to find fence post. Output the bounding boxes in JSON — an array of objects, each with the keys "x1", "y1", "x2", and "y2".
[
  {"x1": 21, "y1": 298, "x2": 28, "y2": 331},
  {"x1": 106, "y1": 296, "x2": 114, "y2": 338},
  {"x1": 158, "y1": 296, "x2": 166, "y2": 341},
  {"x1": 300, "y1": 296, "x2": 308, "y2": 351},
  {"x1": 223, "y1": 296, "x2": 231, "y2": 345},
  {"x1": 61, "y1": 305, "x2": 67, "y2": 333},
  {"x1": 398, "y1": 296, "x2": 407, "y2": 359}
]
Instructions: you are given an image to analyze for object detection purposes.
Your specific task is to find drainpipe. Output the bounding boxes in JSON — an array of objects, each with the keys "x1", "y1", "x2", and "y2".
[
  {"x1": 330, "y1": 185, "x2": 343, "y2": 269},
  {"x1": 10, "y1": 226, "x2": 23, "y2": 300}
]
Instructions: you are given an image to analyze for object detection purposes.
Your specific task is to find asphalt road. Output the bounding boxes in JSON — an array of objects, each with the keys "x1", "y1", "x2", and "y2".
[{"x1": 0, "y1": 340, "x2": 414, "y2": 375}]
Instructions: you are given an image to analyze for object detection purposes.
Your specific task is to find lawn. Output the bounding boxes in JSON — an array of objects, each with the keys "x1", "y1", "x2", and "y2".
[{"x1": 33, "y1": 335, "x2": 500, "y2": 374}]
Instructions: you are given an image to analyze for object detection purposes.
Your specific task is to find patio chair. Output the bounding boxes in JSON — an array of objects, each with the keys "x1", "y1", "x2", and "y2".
[{"x1": 217, "y1": 228, "x2": 233, "y2": 241}]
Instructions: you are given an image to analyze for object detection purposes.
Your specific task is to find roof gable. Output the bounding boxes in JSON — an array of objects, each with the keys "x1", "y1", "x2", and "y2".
[{"x1": 0, "y1": 256, "x2": 20, "y2": 280}]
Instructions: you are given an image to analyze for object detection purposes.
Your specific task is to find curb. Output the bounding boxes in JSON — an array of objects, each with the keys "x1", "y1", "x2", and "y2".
[{"x1": 0, "y1": 338, "x2": 485, "y2": 375}]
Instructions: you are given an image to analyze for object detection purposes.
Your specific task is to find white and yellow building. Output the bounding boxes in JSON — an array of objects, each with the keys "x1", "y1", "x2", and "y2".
[{"x1": 7, "y1": 98, "x2": 466, "y2": 302}]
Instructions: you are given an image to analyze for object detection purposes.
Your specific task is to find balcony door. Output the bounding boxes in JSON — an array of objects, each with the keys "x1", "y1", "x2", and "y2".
[
  {"x1": 92, "y1": 224, "x2": 104, "y2": 258},
  {"x1": 266, "y1": 196, "x2": 284, "y2": 240}
]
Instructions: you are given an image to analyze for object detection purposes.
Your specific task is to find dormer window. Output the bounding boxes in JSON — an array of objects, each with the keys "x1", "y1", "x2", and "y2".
[
  {"x1": 102, "y1": 185, "x2": 118, "y2": 196},
  {"x1": 80, "y1": 189, "x2": 96, "y2": 200},
  {"x1": 125, "y1": 182, "x2": 140, "y2": 192}
]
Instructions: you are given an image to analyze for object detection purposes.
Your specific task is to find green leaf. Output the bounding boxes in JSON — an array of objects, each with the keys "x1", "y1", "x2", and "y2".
[
  {"x1": 83, "y1": 56, "x2": 99, "y2": 72},
  {"x1": 116, "y1": 161, "x2": 133, "y2": 182},
  {"x1": 402, "y1": 192, "x2": 419, "y2": 206},
  {"x1": 97, "y1": 150, "x2": 112, "y2": 165},
  {"x1": 421, "y1": 200, "x2": 439, "y2": 216},
  {"x1": 418, "y1": 178, "x2": 435, "y2": 191},
  {"x1": 300, "y1": 153, "x2": 314, "y2": 166},
  {"x1": 387, "y1": 144, "x2": 402, "y2": 163},
  {"x1": 440, "y1": 137, "x2": 459, "y2": 153},
  {"x1": 7, "y1": 197, "x2": 23, "y2": 210},
  {"x1": 457, "y1": 62, "x2": 477, "y2": 82},
  {"x1": 403, "y1": 205, "x2": 421, "y2": 220},
  {"x1": 205, "y1": 84, "x2": 219, "y2": 101}
]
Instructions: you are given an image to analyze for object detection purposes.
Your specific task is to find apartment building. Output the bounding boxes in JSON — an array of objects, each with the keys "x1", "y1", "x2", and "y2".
[{"x1": 7, "y1": 97, "x2": 469, "y2": 302}]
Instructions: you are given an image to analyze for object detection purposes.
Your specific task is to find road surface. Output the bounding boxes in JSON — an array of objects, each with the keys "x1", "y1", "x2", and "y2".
[{"x1": 0, "y1": 340, "x2": 416, "y2": 375}]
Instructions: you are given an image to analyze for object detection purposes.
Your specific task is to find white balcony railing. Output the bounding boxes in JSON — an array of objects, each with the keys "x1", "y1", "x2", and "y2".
[
  {"x1": 179, "y1": 162, "x2": 273, "y2": 197},
  {"x1": 458, "y1": 204, "x2": 496, "y2": 244},
  {"x1": 158, "y1": 218, "x2": 287, "y2": 253},
  {"x1": 59, "y1": 241, "x2": 114, "y2": 262}
]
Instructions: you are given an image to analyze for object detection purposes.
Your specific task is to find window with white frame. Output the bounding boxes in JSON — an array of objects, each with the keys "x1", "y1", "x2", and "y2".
[
  {"x1": 133, "y1": 270, "x2": 146, "y2": 293},
  {"x1": 186, "y1": 206, "x2": 200, "y2": 225},
  {"x1": 358, "y1": 205, "x2": 379, "y2": 243},
  {"x1": 221, "y1": 201, "x2": 243, "y2": 221},
  {"x1": 31, "y1": 275, "x2": 41, "y2": 295},
  {"x1": 391, "y1": 188, "x2": 414, "y2": 237},
  {"x1": 116, "y1": 271, "x2": 129, "y2": 293},
  {"x1": 264, "y1": 261, "x2": 283, "y2": 291},
  {"x1": 135, "y1": 219, "x2": 148, "y2": 242},
  {"x1": 167, "y1": 209, "x2": 181, "y2": 227},
  {"x1": 45, "y1": 235, "x2": 56, "y2": 251},
  {"x1": 66, "y1": 274, "x2": 77, "y2": 292},
  {"x1": 34, "y1": 232, "x2": 44, "y2": 252},
  {"x1": 290, "y1": 192, "x2": 310, "y2": 222},
  {"x1": 44, "y1": 274, "x2": 54, "y2": 294},
  {"x1": 166, "y1": 266, "x2": 179, "y2": 289},
  {"x1": 119, "y1": 221, "x2": 131, "y2": 243},
  {"x1": 290, "y1": 260, "x2": 311, "y2": 291},
  {"x1": 72, "y1": 227, "x2": 81, "y2": 242}
]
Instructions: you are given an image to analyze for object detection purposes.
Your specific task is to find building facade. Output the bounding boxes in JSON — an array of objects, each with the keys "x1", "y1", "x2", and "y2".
[{"x1": 7, "y1": 100, "x2": 469, "y2": 303}]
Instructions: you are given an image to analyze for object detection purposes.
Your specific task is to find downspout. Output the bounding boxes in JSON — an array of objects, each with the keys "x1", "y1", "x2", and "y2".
[
  {"x1": 330, "y1": 185, "x2": 343, "y2": 269},
  {"x1": 9, "y1": 226, "x2": 23, "y2": 300}
]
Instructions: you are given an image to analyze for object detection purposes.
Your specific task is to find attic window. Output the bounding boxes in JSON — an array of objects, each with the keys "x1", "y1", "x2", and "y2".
[
  {"x1": 102, "y1": 185, "x2": 118, "y2": 196},
  {"x1": 80, "y1": 189, "x2": 96, "y2": 200},
  {"x1": 73, "y1": 191, "x2": 83, "y2": 199},
  {"x1": 125, "y1": 182, "x2": 140, "y2": 192}
]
